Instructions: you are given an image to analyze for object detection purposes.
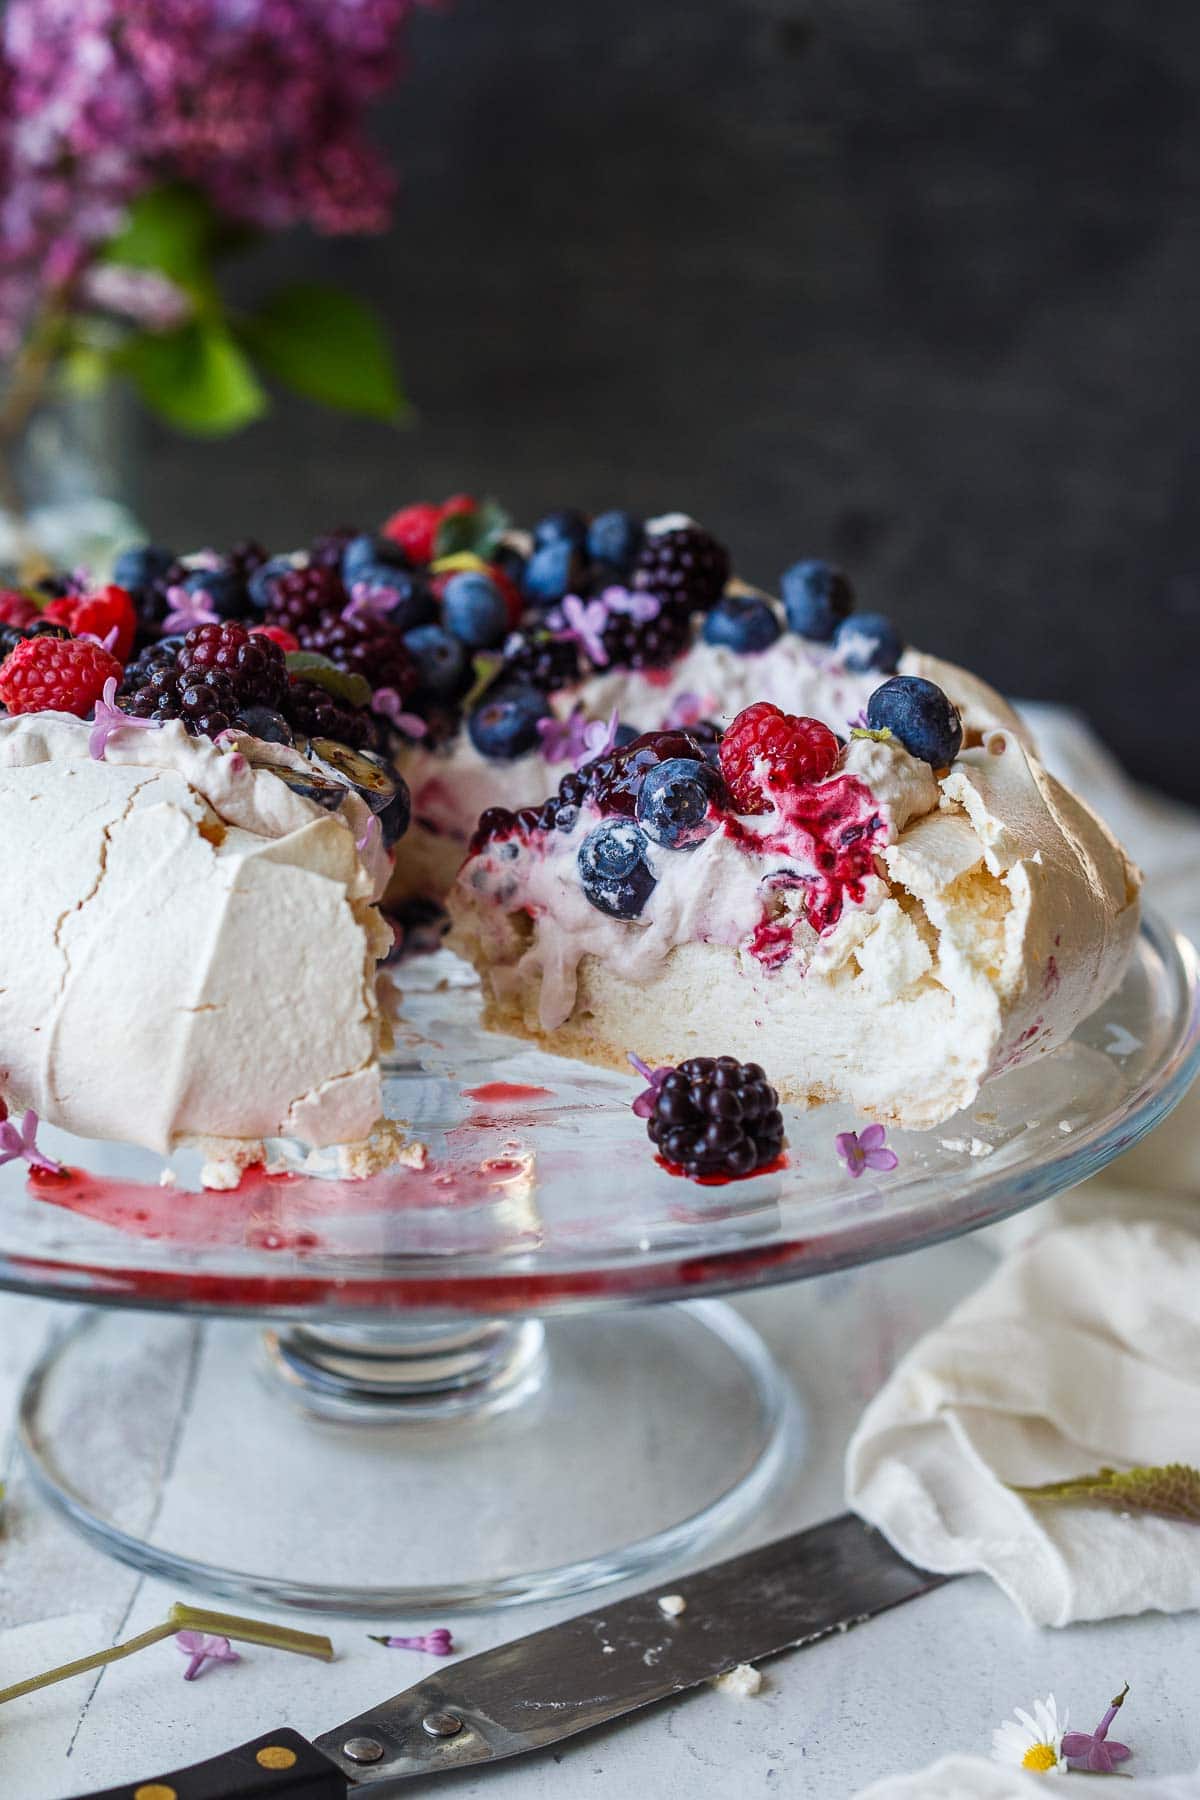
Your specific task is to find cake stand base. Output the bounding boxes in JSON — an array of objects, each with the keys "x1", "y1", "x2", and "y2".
[{"x1": 18, "y1": 1302, "x2": 801, "y2": 1616}]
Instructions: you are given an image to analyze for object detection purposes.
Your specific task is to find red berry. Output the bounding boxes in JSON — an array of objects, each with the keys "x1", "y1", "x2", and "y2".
[
  {"x1": 0, "y1": 589, "x2": 38, "y2": 630},
  {"x1": 487, "y1": 561, "x2": 524, "y2": 628},
  {"x1": 0, "y1": 634, "x2": 122, "y2": 717},
  {"x1": 439, "y1": 492, "x2": 477, "y2": 522},
  {"x1": 43, "y1": 584, "x2": 137, "y2": 662},
  {"x1": 251, "y1": 623, "x2": 299, "y2": 654},
  {"x1": 381, "y1": 502, "x2": 443, "y2": 565},
  {"x1": 719, "y1": 703, "x2": 840, "y2": 814}
]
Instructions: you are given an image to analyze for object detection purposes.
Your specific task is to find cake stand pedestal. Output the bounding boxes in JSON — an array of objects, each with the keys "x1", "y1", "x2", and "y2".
[{"x1": 4, "y1": 916, "x2": 1197, "y2": 1616}]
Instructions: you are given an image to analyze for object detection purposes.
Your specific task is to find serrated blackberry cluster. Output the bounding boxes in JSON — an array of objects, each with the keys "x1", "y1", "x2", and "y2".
[
  {"x1": 598, "y1": 602, "x2": 692, "y2": 672},
  {"x1": 289, "y1": 610, "x2": 416, "y2": 698},
  {"x1": 499, "y1": 630, "x2": 581, "y2": 692},
  {"x1": 632, "y1": 523, "x2": 730, "y2": 617},
  {"x1": 122, "y1": 623, "x2": 287, "y2": 740},
  {"x1": 0, "y1": 619, "x2": 71, "y2": 661},
  {"x1": 644, "y1": 1057, "x2": 785, "y2": 1180},
  {"x1": 308, "y1": 525, "x2": 359, "y2": 568},
  {"x1": 265, "y1": 564, "x2": 348, "y2": 631},
  {"x1": 280, "y1": 677, "x2": 377, "y2": 751}
]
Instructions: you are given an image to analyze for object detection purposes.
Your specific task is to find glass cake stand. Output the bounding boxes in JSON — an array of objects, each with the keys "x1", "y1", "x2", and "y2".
[{"x1": 4, "y1": 912, "x2": 1198, "y2": 1616}]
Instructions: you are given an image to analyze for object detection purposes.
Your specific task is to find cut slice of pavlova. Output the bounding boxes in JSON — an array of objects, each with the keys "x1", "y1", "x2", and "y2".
[{"x1": 448, "y1": 677, "x2": 1141, "y2": 1130}]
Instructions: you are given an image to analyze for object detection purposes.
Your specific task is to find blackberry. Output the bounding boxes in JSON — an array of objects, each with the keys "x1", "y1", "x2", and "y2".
[
  {"x1": 265, "y1": 564, "x2": 347, "y2": 632},
  {"x1": 500, "y1": 629, "x2": 581, "y2": 692},
  {"x1": 0, "y1": 619, "x2": 71, "y2": 662},
  {"x1": 644, "y1": 1057, "x2": 785, "y2": 1180},
  {"x1": 124, "y1": 660, "x2": 239, "y2": 737},
  {"x1": 597, "y1": 601, "x2": 691, "y2": 672},
  {"x1": 280, "y1": 676, "x2": 375, "y2": 750},
  {"x1": 176, "y1": 621, "x2": 287, "y2": 709},
  {"x1": 227, "y1": 539, "x2": 268, "y2": 583},
  {"x1": 119, "y1": 635, "x2": 186, "y2": 696},
  {"x1": 632, "y1": 523, "x2": 730, "y2": 617},
  {"x1": 309, "y1": 525, "x2": 359, "y2": 569},
  {"x1": 290, "y1": 610, "x2": 416, "y2": 699}
]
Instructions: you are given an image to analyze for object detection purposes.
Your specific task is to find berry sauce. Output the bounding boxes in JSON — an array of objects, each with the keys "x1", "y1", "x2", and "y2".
[
  {"x1": 722, "y1": 772, "x2": 885, "y2": 935},
  {"x1": 653, "y1": 1150, "x2": 790, "y2": 1187}
]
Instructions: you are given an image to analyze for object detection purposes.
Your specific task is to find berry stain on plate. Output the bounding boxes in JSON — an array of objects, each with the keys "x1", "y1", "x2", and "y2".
[{"x1": 460, "y1": 1082, "x2": 554, "y2": 1104}]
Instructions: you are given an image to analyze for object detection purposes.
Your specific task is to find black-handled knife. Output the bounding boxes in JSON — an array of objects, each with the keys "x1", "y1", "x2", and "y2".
[{"x1": 71, "y1": 1514, "x2": 951, "y2": 1800}]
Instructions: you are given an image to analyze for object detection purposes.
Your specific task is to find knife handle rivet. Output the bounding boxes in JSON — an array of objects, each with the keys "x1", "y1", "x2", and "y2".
[
  {"x1": 342, "y1": 1737, "x2": 386, "y2": 1765},
  {"x1": 422, "y1": 1711, "x2": 464, "y2": 1739}
]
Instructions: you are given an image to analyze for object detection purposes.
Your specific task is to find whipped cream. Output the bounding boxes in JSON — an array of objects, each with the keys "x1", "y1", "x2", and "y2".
[
  {"x1": 449, "y1": 730, "x2": 1141, "y2": 1129},
  {"x1": 0, "y1": 714, "x2": 393, "y2": 1157}
]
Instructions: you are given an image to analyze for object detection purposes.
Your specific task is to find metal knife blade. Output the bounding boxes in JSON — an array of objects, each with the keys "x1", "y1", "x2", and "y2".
[{"x1": 314, "y1": 1512, "x2": 950, "y2": 1788}]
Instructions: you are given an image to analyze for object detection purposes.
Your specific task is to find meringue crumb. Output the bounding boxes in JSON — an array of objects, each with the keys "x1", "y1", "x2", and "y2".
[
  {"x1": 197, "y1": 1137, "x2": 267, "y2": 1191},
  {"x1": 711, "y1": 1663, "x2": 763, "y2": 1698},
  {"x1": 158, "y1": 1169, "x2": 178, "y2": 1189},
  {"x1": 1057, "y1": 1120, "x2": 1074, "y2": 1134},
  {"x1": 657, "y1": 1594, "x2": 687, "y2": 1617},
  {"x1": 939, "y1": 1136, "x2": 993, "y2": 1157}
]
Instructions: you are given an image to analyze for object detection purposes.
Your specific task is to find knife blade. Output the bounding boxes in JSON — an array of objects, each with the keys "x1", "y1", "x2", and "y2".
[{"x1": 72, "y1": 1513, "x2": 951, "y2": 1800}]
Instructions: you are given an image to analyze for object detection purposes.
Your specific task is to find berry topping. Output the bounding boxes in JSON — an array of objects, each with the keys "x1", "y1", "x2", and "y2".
[
  {"x1": 533, "y1": 508, "x2": 590, "y2": 552},
  {"x1": 403, "y1": 623, "x2": 470, "y2": 697},
  {"x1": 0, "y1": 590, "x2": 39, "y2": 630},
  {"x1": 178, "y1": 564, "x2": 246, "y2": 621},
  {"x1": 642, "y1": 1056, "x2": 785, "y2": 1180},
  {"x1": 499, "y1": 628, "x2": 582, "y2": 692},
  {"x1": 235, "y1": 705, "x2": 294, "y2": 745},
  {"x1": 43, "y1": 583, "x2": 138, "y2": 661},
  {"x1": 584, "y1": 727, "x2": 718, "y2": 818},
  {"x1": 781, "y1": 560, "x2": 854, "y2": 642},
  {"x1": 702, "y1": 593, "x2": 781, "y2": 654},
  {"x1": 442, "y1": 570, "x2": 509, "y2": 649},
  {"x1": 342, "y1": 532, "x2": 410, "y2": 586},
  {"x1": 381, "y1": 501, "x2": 444, "y2": 564},
  {"x1": 246, "y1": 554, "x2": 297, "y2": 611},
  {"x1": 176, "y1": 621, "x2": 288, "y2": 709},
  {"x1": 112, "y1": 544, "x2": 176, "y2": 594},
  {"x1": 577, "y1": 818, "x2": 657, "y2": 918},
  {"x1": 596, "y1": 592, "x2": 692, "y2": 671},
  {"x1": 467, "y1": 683, "x2": 552, "y2": 760},
  {"x1": 833, "y1": 611, "x2": 902, "y2": 673},
  {"x1": 522, "y1": 539, "x2": 583, "y2": 607},
  {"x1": 632, "y1": 521, "x2": 730, "y2": 616},
  {"x1": 250, "y1": 623, "x2": 300, "y2": 654},
  {"x1": 587, "y1": 509, "x2": 644, "y2": 577},
  {"x1": 634, "y1": 756, "x2": 722, "y2": 849},
  {"x1": 280, "y1": 677, "x2": 376, "y2": 750},
  {"x1": 0, "y1": 634, "x2": 122, "y2": 717},
  {"x1": 865, "y1": 674, "x2": 963, "y2": 768},
  {"x1": 265, "y1": 563, "x2": 347, "y2": 631},
  {"x1": 719, "y1": 703, "x2": 841, "y2": 814}
]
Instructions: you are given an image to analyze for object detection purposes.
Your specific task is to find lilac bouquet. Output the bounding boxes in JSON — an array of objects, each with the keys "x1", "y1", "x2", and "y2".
[{"x1": 0, "y1": 0, "x2": 426, "y2": 443}]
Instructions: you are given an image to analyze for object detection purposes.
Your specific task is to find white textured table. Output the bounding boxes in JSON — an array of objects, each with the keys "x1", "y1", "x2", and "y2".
[{"x1": 2, "y1": 1234, "x2": 1198, "y2": 1800}]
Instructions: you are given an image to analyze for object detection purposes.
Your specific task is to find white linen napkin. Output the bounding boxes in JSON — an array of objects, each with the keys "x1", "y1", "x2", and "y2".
[{"x1": 845, "y1": 706, "x2": 1200, "y2": 1630}]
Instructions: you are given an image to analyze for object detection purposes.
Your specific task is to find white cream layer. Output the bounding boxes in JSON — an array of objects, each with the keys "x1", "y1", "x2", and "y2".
[{"x1": 0, "y1": 714, "x2": 392, "y2": 1155}]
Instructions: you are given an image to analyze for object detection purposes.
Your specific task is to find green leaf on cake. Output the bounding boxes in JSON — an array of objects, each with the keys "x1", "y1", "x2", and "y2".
[
  {"x1": 1012, "y1": 1463, "x2": 1200, "y2": 1523},
  {"x1": 284, "y1": 652, "x2": 373, "y2": 710},
  {"x1": 434, "y1": 497, "x2": 511, "y2": 561},
  {"x1": 116, "y1": 321, "x2": 267, "y2": 435},
  {"x1": 240, "y1": 284, "x2": 405, "y2": 422}
]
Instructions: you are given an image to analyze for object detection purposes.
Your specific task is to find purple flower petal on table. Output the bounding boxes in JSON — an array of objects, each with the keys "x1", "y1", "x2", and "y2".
[
  {"x1": 368, "y1": 1629, "x2": 454, "y2": 1655},
  {"x1": 175, "y1": 1631, "x2": 240, "y2": 1681}
]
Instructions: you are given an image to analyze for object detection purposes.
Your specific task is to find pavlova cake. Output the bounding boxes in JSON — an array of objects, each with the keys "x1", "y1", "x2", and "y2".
[{"x1": 0, "y1": 494, "x2": 1140, "y2": 1172}]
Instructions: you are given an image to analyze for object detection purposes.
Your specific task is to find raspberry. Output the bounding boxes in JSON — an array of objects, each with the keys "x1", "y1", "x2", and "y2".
[
  {"x1": 0, "y1": 635, "x2": 122, "y2": 717},
  {"x1": 632, "y1": 523, "x2": 730, "y2": 617},
  {"x1": 45, "y1": 584, "x2": 138, "y2": 662},
  {"x1": 0, "y1": 590, "x2": 38, "y2": 630},
  {"x1": 644, "y1": 1056, "x2": 785, "y2": 1180},
  {"x1": 381, "y1": 502, "x2": 443, "y2": 565},
  {"x1": 177, "y1": 621, "x2": 287, "y2": 709},
  {"x1": 265, "y1": 564, "x2": 347, "y2": 631},
  {"x1": 719, "y1": 703, "x2": 840, "y2": 814},
  {"x1": 251, "y1": 623, "x2": 300, "y2": 654}
]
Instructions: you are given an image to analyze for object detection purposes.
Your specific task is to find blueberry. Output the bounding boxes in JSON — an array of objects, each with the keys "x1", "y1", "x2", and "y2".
[
  {"x1": 235, "y1": 705, "x2": 294, "y2": 745},
  {"x1": 113, "y1": 544, "x2": 175, "y2": 593},
  {"x1": 182, "y1": 566, "x2": 245, "y2": 620},
  {"x1": 833, "y1": 611, "x2": 903, "y2": 673},
  {"x1": 577, "y1": 819, "x2": 657, "y2": 918},
  {"x1": 379, "y1": 776, "x2": 412, "y2": 847},
  {"x1": 467, "y1": 683, "x2": 552, "y2": 760},
  {"x1": 702, "y1": 593, "x2": 781, "y2": 654},
  {"x1": 533, "y1": 508, "x2": 589, "y2": 552},
  {"x1": 587, "y1": 510, "x2": 643, "y2": 575},
  {"x1": 442, "y1": 571, "x2": 509, "y2": 649},
  {"x1": 403, "y1": 623, "x2": 470, "y2": 697},
  {"x1": 613, "y1": 722, "x2": 640, "y2": 748},
  {"x1": 522, "y1": 540, "x2": 584, "y2": 607},
  {"x1": 866, "y1": 674, "x2": 962, "y2": 767},
  {"x1": 372, "y1": 571, "x2": 438, "y2": 634},
  {"x1": 781, "y1": 560, "x2": 855, "y2": 641},
  {"x1": 342, "y1": 532, "x2": 410, "y2": 584},
  {"x1": 246, "y1": 554, "x2": 296, "y2": 610},
  {"x1": 635, "y1": 756, "x2": 721, "y2": 849}
]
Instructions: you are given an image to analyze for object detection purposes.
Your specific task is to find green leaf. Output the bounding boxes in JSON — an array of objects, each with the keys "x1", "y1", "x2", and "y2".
[
  {"x1": 117, "y1": 322, "x2": 268, "y2": 436},
  {"x1": 285, "y1": 652, "x2": 372, "y2": 710},
  {"x1": 102, "y1": 184, "x2": 221, "y2": 311},
  {"x1": 1013, "y1": 1463, "x2": 1200, "y2": 1523},
  {"x1": 434, "y1": 497, "x2": 511, "y2": 561},
  {"x1": 240, "y1": 284, "x2": 405, "y2": 422},
  {"x1": 463, "y1": 653, "x2": 503, "y2": 712}
]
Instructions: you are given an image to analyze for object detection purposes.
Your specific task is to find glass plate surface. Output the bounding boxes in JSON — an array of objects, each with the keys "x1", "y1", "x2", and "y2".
[{"x1": 1, "y1": 912, "x2": 1196, "y2": 1322}]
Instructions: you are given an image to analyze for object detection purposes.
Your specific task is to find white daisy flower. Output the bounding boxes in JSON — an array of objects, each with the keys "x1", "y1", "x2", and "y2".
[{"x1": 992, "y1": 1693, "x2": 1069, "y2": 1774}]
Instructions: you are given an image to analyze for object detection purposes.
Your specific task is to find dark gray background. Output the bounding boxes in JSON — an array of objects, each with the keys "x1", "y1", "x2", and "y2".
[{"x1": 136, "y1": 0, "x2": 1200, "y2": 801}]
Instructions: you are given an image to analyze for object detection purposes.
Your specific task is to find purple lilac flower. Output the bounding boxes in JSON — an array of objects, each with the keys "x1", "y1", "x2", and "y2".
[
  {"x1": 161, "y1": 583, "x2": 219, "y2": 634},
  {"x1": 175, "y1": 1631, "x2": 240, "y2": 1681},
  {"x1": 1062, "y1": 1685, "x2": 1132, "y2": 1775},
  {"x1": 372, "y1": 686, "x2": 427, "y2": 737},
  {"x1": 89, "y1": 675, "x2": 161, "y2": 759},
  {"x1": 628, "y1": 1052, "x2": 675, "y2": 1120},
  {"x1": 0, "y1": 1108, "x2": 63, "y2": 1174},
  {"x1": 663, "y1": 690, "x2": 714, "y2": 731},
  {"x1": 0, "y1": 0, "x2": 422, "y2": 351},
  {"x1": 835, "y1": 1123, "x2": 898, "y2": 1179},
  {"x1": 343, "y1": 580, "x2": 399, "y2": 628},
  {"x1": 556, "y1": 594, "x2": 610, "y2": 667},
  {"x1": 367, "y1": 1629, "x2": 454, "y2": 1655},
  {"x1": 537, "y1": 704, "x2": 620, "y2": 768}
]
